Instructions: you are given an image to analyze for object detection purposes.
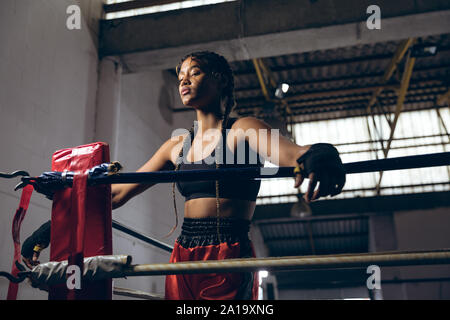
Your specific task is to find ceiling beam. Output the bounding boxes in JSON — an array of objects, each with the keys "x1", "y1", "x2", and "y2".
[
  {"x1": 234, "y1": 64, "x2": 449, "y2": 93},
  {"x1": 253, "y1": 191, "x2": 450, "y2": 219},
  {"x1": 383, "y1": 54, "x2": 417, "y2": 156},
  {"x1": 375, "y1": 52, "x2": 416, "y2": 192},
  {"x1": 252, "y1": 58, "x2": 272, "y2": 101},
  {"x1": 367, "y1": 38, "x2": 415, "y2": 112},
  {"x1": 100, "y1": 8, "x2": 450, "y2": 72},
  {"x1": 233, "y1": 47, "x2": 450, "y2": 76},
  {"x1": 235, "y1": 85, "x2": 447, "y2": 111},
  {"x1": 437, "y1": 89, "x2": 450, "y2": 106},
  {"x1": 237, "y1": 98, "x2": 439, "y2": 122}
]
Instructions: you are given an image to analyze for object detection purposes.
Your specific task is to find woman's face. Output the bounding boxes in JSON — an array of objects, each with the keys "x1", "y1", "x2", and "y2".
[{"x1": 178, "y1": 57, "x2": 221, "y2": 110}]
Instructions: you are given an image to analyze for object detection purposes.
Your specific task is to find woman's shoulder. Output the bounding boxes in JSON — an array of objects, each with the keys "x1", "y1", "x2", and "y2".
[
  {"x1": 229, "y1": 116, "x2": 270, "y2": 131},
  {"x1": 159, "y1": 132, "x2": 189, "y2": 155},
  {"x1": 162, "y1": 132, "x2": 188, "y2": 145},
  {"x1": 160, "y1": 132, "x2": 190, "y2": 165},
  {"x1": 168, "y1": 132, "x2": 189, "y2": 142}
]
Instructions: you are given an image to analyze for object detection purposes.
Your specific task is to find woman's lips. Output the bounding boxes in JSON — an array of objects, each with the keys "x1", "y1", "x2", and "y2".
[{"x1": 181, "y1": 88, "x2": 190, "y2": 95}]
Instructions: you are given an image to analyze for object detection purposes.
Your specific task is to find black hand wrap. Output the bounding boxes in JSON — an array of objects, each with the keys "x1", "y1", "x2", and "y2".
[
  {"x1": 296, "y1": 143, "x2": 346, "y2": 196},
  {"x1": 296, "y1": 143, "x2": 344, "y2": 177},
  {"x1": 21, "y1": 220, "x2": 51, "y2": 260}
]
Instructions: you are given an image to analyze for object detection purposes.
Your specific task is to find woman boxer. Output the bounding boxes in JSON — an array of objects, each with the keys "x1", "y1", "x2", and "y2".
[{"x1": 22, "y1": 51, "x2": 345, "y2": 300}]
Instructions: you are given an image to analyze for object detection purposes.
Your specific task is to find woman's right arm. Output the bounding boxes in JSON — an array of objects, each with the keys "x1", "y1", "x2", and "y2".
[{"x1": 111, "y1": 134, "x2": 185, "y2": 209}]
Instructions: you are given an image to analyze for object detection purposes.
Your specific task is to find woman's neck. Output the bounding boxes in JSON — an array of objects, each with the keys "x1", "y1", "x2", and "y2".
[{"x1": 195, "y1": 110, "x2": 223, "y2": 132}]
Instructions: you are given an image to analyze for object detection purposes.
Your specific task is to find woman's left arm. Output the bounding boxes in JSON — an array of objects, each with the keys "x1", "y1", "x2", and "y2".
[{"x1": 231, "y1": 117, "x2": 345, "y2": 202}]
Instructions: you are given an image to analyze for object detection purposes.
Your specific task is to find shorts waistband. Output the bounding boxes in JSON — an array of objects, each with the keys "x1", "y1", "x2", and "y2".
[
  {"x1": 177, "y1": 217, "x2": 251, "y2": 248},
  {"x1": 181, "y1": 217, "x2": 250, "y2": 236}
]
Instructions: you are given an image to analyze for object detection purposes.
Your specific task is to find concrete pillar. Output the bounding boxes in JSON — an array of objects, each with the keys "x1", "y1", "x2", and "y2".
[
  {"x1": 94, "y1": 57, "x2": 122, "y2": 160},
  {"x1": 250, "y1": 223, "x2": 269, "y2": 258},
  {"x1": 368, "y1": 213, "x2": 404, "y2": 299},
  {"x1": 250, "y1": 223, "x2": 280, "y2": 300}
]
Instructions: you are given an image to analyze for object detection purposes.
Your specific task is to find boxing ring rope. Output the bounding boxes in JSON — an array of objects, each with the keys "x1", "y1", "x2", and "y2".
[
  {"x1": 112, "y1": 219, "x2": 173, "y2": 253},
  {"x1": 113, "y1": 287, "x2": 164, "y2": 300},
  {"x1": 89, "y1": 152, "x2": 450, "y2": 184},
  {"x1": 20, "y1": 249, "x2": 450, "y2": 287},
  {"x1": 123, "y1": 250, "x2": 450, "y2": 276},
  {"x1": 9, "y1": 152, "x2": 450, "y2": 191}
]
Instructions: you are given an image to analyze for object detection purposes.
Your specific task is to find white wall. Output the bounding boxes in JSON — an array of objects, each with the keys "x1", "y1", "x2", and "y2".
[
  {"x1": 391, "y1": 207, "x2": 450, "y2": 299},
  {"x1": 278, "y1": 287, "x2": 370, "y2": 300},
  {"x1": 369, "y1": 207, "x2": 450, "y2": 300},
  {"x1": 0, "y1": 0, "x2": 195, "y2": 299},
  {"x1": 0, "y1": 0, "x2": 103, "y2": 299}
]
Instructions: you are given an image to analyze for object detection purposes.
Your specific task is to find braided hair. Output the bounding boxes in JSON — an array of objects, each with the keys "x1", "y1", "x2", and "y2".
[{"x1": 168, "y1": 51, "x2": 236, "y2": 237}]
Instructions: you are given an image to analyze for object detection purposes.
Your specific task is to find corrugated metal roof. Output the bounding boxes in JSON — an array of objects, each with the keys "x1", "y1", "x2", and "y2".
[
  {"x1": 231, "y1": 34, "x2": 450, "y2": 121},
  {"x1": 255, "y1": 215, "x2": 369, "y2": 257}
]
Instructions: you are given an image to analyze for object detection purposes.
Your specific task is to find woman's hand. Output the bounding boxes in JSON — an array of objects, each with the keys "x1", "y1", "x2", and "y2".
[
  {"x1": 21, "y1": 221, "x2": 51, "y2": 269},
  {"x1": 294, "y1": 144, "x2": 346, "y2": 203},
  {"x1": 23, "y1": 250, "x2": 42, "y2": 269},
  {"x1": 111, "y1": 184, "x2": 127, "y2": 209}
]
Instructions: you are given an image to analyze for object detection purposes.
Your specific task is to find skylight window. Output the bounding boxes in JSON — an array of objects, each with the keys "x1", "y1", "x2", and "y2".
[
  {"x1": 257, "y1": 107, "x2": 450, "y2": 205},
  {"x1": 105, "y1": 0, "x2": 237, "y2": 20}
]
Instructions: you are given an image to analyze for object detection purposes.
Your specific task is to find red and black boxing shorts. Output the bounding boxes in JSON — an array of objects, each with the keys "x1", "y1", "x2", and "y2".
[{"x1": 165, "y1": 217, "x2": 258, "y2": 300}]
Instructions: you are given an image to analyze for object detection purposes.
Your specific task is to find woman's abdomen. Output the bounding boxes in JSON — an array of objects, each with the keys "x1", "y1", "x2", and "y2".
[{"x1": 184, "y1": 198, "x2": 256, "y2": 220}]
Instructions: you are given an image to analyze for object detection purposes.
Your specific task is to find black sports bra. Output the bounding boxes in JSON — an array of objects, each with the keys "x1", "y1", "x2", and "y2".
[{"x1": 176, "y1": 120, "x2": 263, "y2": 201}]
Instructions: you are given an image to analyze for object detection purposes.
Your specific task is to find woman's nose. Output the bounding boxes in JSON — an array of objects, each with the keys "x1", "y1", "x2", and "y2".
[{"x1": 180, "y1": 75, "x2": 190, "y2": 85}]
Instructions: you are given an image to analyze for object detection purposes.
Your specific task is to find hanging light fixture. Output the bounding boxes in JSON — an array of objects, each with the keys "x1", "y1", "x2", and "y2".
[{"x1": 274, "y1": 83, "x2": 290, "y2": 99}]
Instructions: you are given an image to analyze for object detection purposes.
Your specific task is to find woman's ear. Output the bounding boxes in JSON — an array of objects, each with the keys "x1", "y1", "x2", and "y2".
[
  {"x1": 220, "y1": 74, "x2": 229, "y2": 89},
  {"x1": 212, "y1": 73, "x2": 229, "y2": 92}
]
